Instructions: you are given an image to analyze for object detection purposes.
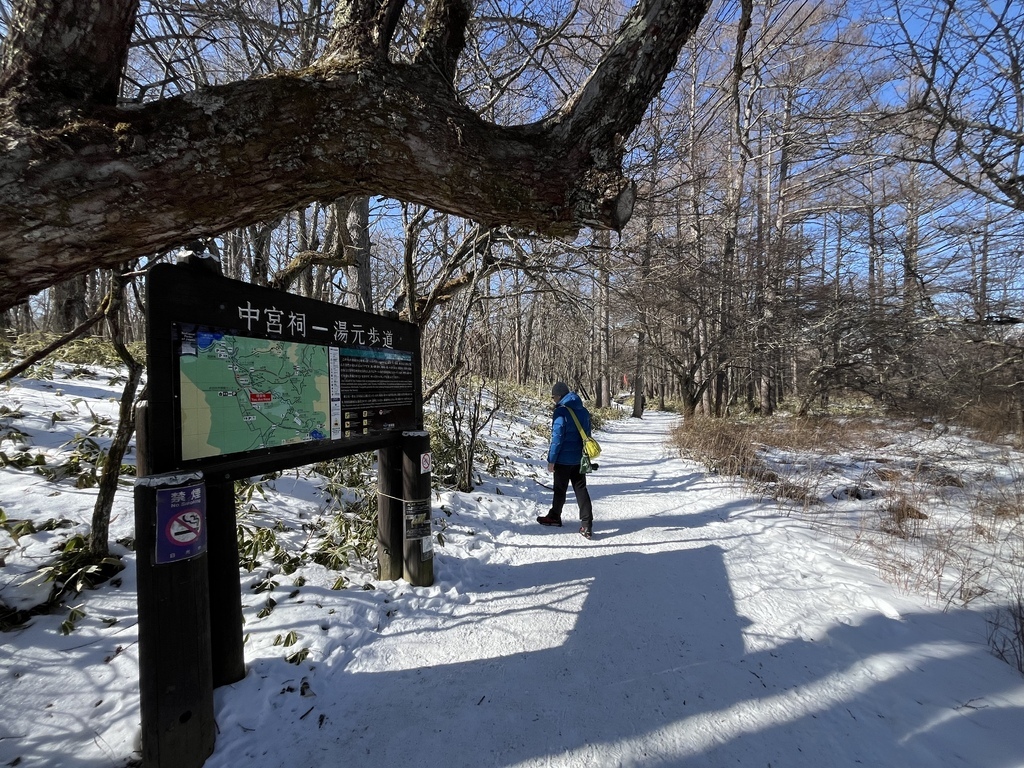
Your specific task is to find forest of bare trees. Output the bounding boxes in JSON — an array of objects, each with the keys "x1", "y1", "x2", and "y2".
[{"x1": 3, "y1": 0, "x2": 1024, "y2": 431}]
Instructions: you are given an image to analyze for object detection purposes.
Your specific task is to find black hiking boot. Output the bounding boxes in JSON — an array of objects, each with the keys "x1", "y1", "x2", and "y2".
[{"x1": 537, "y1": 514, "x2": 563, "y2": 527}]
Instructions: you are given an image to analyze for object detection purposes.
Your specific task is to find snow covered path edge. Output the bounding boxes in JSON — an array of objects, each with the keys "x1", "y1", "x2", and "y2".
[{"x1": 1, "y1": 409, "x2": 1023, "y2": 768}]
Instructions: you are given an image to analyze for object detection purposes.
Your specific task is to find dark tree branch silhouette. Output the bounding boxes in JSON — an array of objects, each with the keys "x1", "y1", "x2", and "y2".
[{"x1": 0, "y1": 0, "x2": 712, "y2": 311}]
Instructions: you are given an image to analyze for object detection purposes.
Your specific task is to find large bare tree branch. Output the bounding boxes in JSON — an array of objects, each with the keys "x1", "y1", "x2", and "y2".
[
  {"x1": 553, "y1": 1, "x2": 711, "y2": 152},
  {"x1": 270, "y1": 249, "x2": 354, "y2": 292},
  {"x1": 0, "y1": 0, "x2": 711, "y2": 312},
  {"x1": 413, "y1": 0, "x2": 472, "y2": 84}
]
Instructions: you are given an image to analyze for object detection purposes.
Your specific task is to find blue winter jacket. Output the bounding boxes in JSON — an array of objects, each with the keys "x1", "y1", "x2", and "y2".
[{"x1": 548, "y1": 392, "x2": 592, "y2": 465}]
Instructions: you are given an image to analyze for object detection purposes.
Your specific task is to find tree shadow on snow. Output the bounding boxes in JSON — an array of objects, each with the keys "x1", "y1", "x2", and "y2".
[{"x1": 206, "y1": 538, "x2": 1024, "y2": 768}]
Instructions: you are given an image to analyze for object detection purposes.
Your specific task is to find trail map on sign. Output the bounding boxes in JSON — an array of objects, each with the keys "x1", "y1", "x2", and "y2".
[{"x1": 179, "y1": 331, "x2": 333, "y2": 461}]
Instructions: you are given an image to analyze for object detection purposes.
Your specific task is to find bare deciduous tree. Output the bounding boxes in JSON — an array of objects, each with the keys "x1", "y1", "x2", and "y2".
[
  {"x1": 0, "y1": 0, "x2": 713, "y2": 311},
  {"x1": 884, "y1": 0, "x2": 1024, "y2": 212}
]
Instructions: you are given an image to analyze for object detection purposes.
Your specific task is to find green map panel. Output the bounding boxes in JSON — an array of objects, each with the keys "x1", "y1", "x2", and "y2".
[{"x1": 179, "y1": 332, "x2": 330, "y2": 461}]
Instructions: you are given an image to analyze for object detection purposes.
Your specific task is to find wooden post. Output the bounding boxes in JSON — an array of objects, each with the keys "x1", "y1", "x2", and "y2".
[
  {"x1": 204, "y1": 478, "x2": 246, "y2": 686},
  {"x1": 376, "y1": 444, "x2": 404, "y2": 581},
  {"x1": 134, "y1": 403, "x2": 216, "y2": 768},
  {"x1": 401, "y1": 431, "x2": 434, "y2": 586}
]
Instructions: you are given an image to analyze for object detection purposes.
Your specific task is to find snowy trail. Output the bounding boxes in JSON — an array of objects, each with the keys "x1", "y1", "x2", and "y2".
[{"x1": 207, "y1": 412, "x2": 1024, "y2": 768}]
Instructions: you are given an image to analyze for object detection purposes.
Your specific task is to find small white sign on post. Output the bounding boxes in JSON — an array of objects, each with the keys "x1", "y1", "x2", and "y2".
[{"x1": 420, "y1": 452, "x2": 432, "y2": 474}]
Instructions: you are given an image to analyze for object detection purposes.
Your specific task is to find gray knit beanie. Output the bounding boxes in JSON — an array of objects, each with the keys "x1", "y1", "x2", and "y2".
[{"x1": 551, "y1": 381, "x2": 570, "y2": 400}]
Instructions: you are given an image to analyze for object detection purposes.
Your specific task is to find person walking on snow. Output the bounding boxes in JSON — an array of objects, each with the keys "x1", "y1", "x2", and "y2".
[{"x1": 537, "y1": 381, "x2": 594, "y2": 539}]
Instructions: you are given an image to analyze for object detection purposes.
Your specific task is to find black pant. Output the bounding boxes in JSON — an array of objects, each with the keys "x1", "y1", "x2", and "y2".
[{"x1": 551, "y1": 462, "x2": 593, "y2": 525}]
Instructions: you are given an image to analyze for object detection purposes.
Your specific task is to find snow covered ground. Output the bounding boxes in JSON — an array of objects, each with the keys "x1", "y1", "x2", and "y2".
[{"x1": 2, "y1": 366, "x2": 1024, "y2": 767}]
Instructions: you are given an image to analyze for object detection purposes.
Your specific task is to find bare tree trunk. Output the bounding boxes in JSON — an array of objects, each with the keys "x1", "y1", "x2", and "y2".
[
  {"x1": 716, "y1": 0, "x2": 754, "y2": 417},
  {"x1": 631, "y1": 331, "x2": 646, "y2": 418},
  {"x1": 248, "y1": 220, "x2": 278, "y2": 286},
  {"x1": 339, "y1": 196, "x2": 373, "y2": 312},
  {"x1": 520, "y1": 304, "x2": 535, "y2": 386},
  {"x1": 223, "y1": 229, "x2": 243, "y2": 280},
  {"x1": 596, "y1": 230, "x2": 613, "y2": 408},
  {"x1": 295, "y1": 208, "x2": 314, "y2": 297},
  {"x1": 1, "y1": 0, "x2": 137, "y2": 107},
  {"x1": 49, "y1": 274, "x2": 88, "y2": 333},
  {"x1": 972, "y1": 216, "x2": 991, "y2": 320},
  {"x1": 89, "y1": 271, "x2": 143, "y2": 557}
]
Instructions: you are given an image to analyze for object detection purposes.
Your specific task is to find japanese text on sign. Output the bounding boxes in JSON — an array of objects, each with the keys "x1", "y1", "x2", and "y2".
[{"x1": 237, "y1": 302, "x2": 394, "y2": 349}]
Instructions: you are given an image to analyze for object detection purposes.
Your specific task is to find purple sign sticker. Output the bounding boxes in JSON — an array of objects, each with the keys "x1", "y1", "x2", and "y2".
[{"x1": 155, "y1": 482, "x2": 207, "y2": 564}]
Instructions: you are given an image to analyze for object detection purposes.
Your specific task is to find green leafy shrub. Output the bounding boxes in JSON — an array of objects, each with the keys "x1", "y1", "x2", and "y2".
[
  {"x1": 234, "y1": 456, "x2": 379, "y2": 579},
  {"x1": 39, "y1": 535, "x2": 125, "y2": 600},
  {"x1": 590, "y1": 406, "x2": 627, "y2": 431}
]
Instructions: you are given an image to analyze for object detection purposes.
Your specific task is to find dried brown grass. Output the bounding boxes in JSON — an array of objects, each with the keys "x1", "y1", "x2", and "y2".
[{"x1": 671, "y1": 411, "x2": 1024, "y2": 676}]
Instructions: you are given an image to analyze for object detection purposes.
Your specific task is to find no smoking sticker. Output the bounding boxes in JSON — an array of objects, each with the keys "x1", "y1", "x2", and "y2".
[
  {"x1": 166, "y1": 509, "x2": 203, "y2": 544},
  {"x1": 155, "y1": 482, "x2": 207, "y2": 564}
]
